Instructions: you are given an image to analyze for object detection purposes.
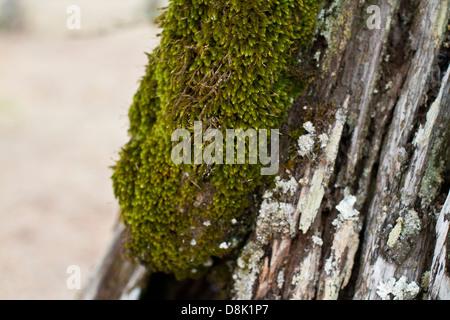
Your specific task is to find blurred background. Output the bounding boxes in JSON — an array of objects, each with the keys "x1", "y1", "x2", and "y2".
[{"x1": 0, "y1": 0, "x2": 166, "y2": 299}]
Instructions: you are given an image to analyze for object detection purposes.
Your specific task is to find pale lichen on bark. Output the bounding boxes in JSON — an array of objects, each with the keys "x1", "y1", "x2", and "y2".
[
  {"x1": 232, "y1": 98, "x2": 350, "y2": 299},
  {"x1": 298, "y1": 102, "x2": 349, "y2": 233},
  {"x1": 317, "y1": 195, "x2": 362, "y2": 300},
  {"x1": 354, "y1": 0, "x2": 450, "y2": 299},
  {"x1": 427, "y1": 193, "x2": 450, "y2": 299}
]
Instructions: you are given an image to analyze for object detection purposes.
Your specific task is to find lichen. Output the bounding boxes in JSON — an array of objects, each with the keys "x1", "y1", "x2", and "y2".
[
  {"x1": 421, "y1": 271, "x2": 431, "y2": 292},
  {"x1": 315, "y1": 0, "x2": 353, "y2": 73},
  {"x1": 232, "y1": 172, "x2": 304, "y2": 298},
  {"x1": 320, "y1": 193, "x2": 361, "y2": 300},
  {"x1": 290, "y1": 251, "x2": 318, "y2": 300},
  {"x1": 274, "y1": 176, "x2": 299, "y2": 196},
  {"x1": 303, "y1": 121, "x2": 315, "y2": 133},
  {"x1": 418, "y1": 61, "x2": 450, "y2": 206},
  {"x1": 376, "y1": 276, "x2": 420, "y2": 300},
  {"x1": 387, "y1": 218, "x2": 403, "y2": 248},
  {"x1": 318, "y1": 133, "x2": 329, "y2": 149},
  {"x1": 312, "y1": 235, "x2": 323, "y2": 246},
  {"x1": 432, "y1": 0, "x2": 448, "y2": 47},
  {"x1": 232, "y1": 242, "x2": 265, "y2": 300},
  {"x1": 298, "y1": 168, "x2": 326, "y2": 232},
  {"x1": 257, "y1": 198, "x2": 297, "y2": 241},
  {"x1": 277, "y1": 267, "x2": 286, "y2": 290},
  {"x1": 297, "y1": 134, "x2": 316, "y2": 158},
  {"x1": 387, "y1": 210, "x2": 421, "y2": 248},
  {"x1": 297, "y1": 106, "x2": 347, "y2": 233},
  {"x1": 402, "y1": 210, "x2": 421, "y2": 237},
  {"x1": 112, "y1": 0, "x2": 324, "y2": 279},
  {"x1": 419, "y1": 115, "x2": 450, "y2": 206},
  {"x1": 332, "y1": 195, "x2": 360, "y2": 228}
]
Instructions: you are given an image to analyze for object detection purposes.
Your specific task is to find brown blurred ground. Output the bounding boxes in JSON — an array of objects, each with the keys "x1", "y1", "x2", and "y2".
[{"x1": 0, "y1": 22, "x2": 160, "y2": 299}]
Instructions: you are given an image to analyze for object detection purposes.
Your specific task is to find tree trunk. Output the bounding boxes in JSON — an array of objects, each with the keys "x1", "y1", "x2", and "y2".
[{"x1": 82, "y1": 0, "x2": 450, "y2": 300}]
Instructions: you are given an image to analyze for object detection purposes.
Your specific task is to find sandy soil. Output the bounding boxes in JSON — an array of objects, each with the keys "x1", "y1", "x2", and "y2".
[{"x1": 0, "y1": 23, "x2": 160, "y2": 299}]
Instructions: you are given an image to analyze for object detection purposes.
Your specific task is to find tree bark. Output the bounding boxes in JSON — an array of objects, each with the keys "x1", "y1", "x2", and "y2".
[{"x1": 82, "y1": 0, "x2": 450, "y2": 300}]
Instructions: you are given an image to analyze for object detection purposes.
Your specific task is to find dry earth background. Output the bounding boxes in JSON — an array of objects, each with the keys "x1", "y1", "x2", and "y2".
[{"x1": 0, "y1": 0, "x2": 166, "y2": 299}]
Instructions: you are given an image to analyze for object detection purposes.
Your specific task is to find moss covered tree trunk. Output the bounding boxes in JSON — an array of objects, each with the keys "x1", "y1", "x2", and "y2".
[{"x1": 82, "y1": 0, "x2": 450, "y2": 300}]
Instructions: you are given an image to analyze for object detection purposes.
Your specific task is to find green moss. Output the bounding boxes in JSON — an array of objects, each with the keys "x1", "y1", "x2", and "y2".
[{"x1": 112, "y1": 0, "x2": 323, "y2": 279}]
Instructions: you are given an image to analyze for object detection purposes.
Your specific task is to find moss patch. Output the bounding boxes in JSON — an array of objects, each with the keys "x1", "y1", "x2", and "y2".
[{"x1": 112, "y1": 0, "x2": 323, "y2": 279}]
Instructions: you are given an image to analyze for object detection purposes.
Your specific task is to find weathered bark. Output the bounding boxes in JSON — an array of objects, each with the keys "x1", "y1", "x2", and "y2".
[{"x1": 83, "y1": 0, "x2": 450, "y2": 300}]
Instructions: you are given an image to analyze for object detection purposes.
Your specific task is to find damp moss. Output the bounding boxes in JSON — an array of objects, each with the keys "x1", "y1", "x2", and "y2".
[{"x1": 112, "y1": 0, "x2": 323, "y2": 279}]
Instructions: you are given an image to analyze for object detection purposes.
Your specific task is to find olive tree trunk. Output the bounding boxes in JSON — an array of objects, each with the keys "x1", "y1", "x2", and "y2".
[{"x1": 82, "y1": 0, "x2": 450, "y2": 300}]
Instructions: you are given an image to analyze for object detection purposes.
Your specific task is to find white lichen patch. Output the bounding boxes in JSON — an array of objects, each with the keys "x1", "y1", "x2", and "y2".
[
  {"x1": 323, "y1": 256, "x2": 334, "y2": 276},
  {"x1": 312, "y1": 235, "x2": 323, "y2": 246},
  {"x1": 262, "y1": 190, "x2": 273, "y2": 199},
  {"x1": 402, "y1": 210, "x2": 421, "y2": 237},
  {"x1": 299, "y1": 177, "x2": 309, "y2": 186},
  {"x1": 320, "y1": 211, "x2": 361, "y2": 300},
  {"x1": 203, "y1": 220, "x2": 211, "y2": 227},
  {"x1": 275, "y1": 176, "x2": 298, "y2": 196},
  {"x1": 219, "y1": 242, "x2": 230, "y2": 249},
  {"x1": 297, "y1": 121, "x2": 323, "y2": 158},
  {"x1": 376, "y1": 276, "x2": 420, "y2": 300},
  {"x1": 303, "y1": 121, "x2": 315, "y2": 133},
  {"x1": 318, "y1": 133, "x2": 329, "y2": 149},
  {"x1": 313, "y1": 50, "x2": 321, "y2": 62},
  {"x1": 297, "y1": 134, "x2": 315, "y2": 158},
  {"x1": 257, "y1": 199, "x2": 297, "y2": 240},
  {"x1": 203, "y1": 258, "x2": 214, "y2": 267},
  {"x1": 232, "y1": 242, "x2": 265, "y2": 300},
  {"x1": 332, "y1": 195, "x2": 360, "y2": 228},
  {"x1": 277, "y1": 268, "x2": 285, "y2": 290}
]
